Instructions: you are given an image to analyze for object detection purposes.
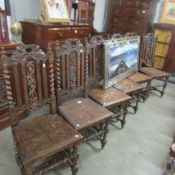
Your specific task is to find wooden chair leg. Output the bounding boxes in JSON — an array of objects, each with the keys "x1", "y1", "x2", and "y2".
[
  {"x1": 22, "y1": 166, "x2": 33, "y2": 175},
  {"x1": 101, "y1": 121, "x2": 109, "y2": 149},
  {"x1": 161, "y1": 77, "x2": 168, "y2": 98},
  {"x1": 71, "y1": 145, "x2": 79, "y2": 175}
]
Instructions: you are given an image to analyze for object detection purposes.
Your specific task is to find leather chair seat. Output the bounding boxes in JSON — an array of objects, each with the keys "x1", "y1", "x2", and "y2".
[
  {"x1": 58, "y1": 98, "x2": 113, "y2": 131},
  {"x1": 13, "y1": 114, "x2": 82, "y2": 165}
]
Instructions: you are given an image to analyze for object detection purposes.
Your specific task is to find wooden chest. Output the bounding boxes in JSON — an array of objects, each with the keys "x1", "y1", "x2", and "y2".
[
  {"x1": 21, "y1": 21, "x2": 91, "y2": 51},
  {"x1": 106, "y1": 0, "x2": 157, "y2": 36}
]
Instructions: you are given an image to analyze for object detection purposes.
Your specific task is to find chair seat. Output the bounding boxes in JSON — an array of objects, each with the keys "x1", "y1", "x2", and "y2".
[
  {"x1": 140, "y1": 67, "x2": 170, "y2": 79},
  {"x1": 13, "y1": 114, "x2": 82, "y2": 165},
  {"x1": 128, "y1": 72, "x2": 152, "y2": 83},
  {"x1": 58, "y1": 98, "x2": 113, "y2": 131},
  {"x1": 89, "y1": 87, "x2": 132, "y2": 108},
  {"x1": 114, "y1": 79, "x2": 144, "y2": 94}
]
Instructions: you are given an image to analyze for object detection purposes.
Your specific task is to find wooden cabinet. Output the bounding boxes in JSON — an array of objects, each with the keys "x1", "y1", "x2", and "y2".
[
  {"x1": 106, "y1": 0, "x2": 157, "y2": 36},
  {"x1": 153, "y1": 23, "x2": 175, "y2": 74},
  {"x1": 21, "y1": 21, "x2": 92, "y2": 51}
]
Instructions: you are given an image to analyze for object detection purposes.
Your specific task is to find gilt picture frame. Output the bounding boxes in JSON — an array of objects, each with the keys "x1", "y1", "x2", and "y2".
[
  {"x1": 160, "y1": 0, "x2": 175, "y2": 24},
  {"x1": 40, "y1": 0, "x2": 70, "y2": 22}
]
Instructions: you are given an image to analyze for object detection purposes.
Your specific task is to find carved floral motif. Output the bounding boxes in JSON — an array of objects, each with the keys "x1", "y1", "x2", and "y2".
[
  {"x1": 26, "y1": 60, "x2": 39, "y2": 110},
  {"x1": 70, "y1": 51, "x2": 77, "y2": 91}
]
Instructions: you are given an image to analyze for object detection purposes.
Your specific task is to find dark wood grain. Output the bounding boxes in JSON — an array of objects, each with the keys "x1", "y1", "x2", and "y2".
[
  {"x1": 21, "y1": 21, "x2": 91, "y2": 52},
  {"x1": 2, "y1": 44, "x2": 82, "y2": 175},
  {"x1": 0, "y1": 42, "x2": 23, "y2": 130},
  {"x1": 114, "y1": 79, "x2": 144, "y2": 94},
  {"x1": 106, "y1": 0, "x2": 158, "y2": 36},
  {"x1": 55, "y1": 39, "x2": 113, "y2": 149},
  {"x1": 128, "y1": 72, "x2": 152, "y2": 83},
  {"x1": 89, "y1": 87, "x2": 131, "y2": 108}
]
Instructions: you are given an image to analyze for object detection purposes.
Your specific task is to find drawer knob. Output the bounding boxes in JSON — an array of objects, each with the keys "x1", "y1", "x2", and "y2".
[
  {"x1": 57, "y1": 32, "x2": 64, "y2": 37},
  {"x1": 74, "y1": 30, "x2": 78, "y2": 34}
]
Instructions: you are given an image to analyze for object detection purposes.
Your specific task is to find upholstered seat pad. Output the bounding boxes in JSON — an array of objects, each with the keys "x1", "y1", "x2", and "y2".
[
  {"x1": 13, "y1": 114, "x2": 82, "y2": 165},
  {"x1": 58, "y1": 98, "x2": 113, "y2": 131},
  {"x1": 128, "y1": 72, "x2": 152, "y2": 83},
  {"x1": 89, "y1": 87, "x2": 132, "y2": 108},
  {"x1": 114, "y1": 79, "x2": 144, "y2": 94},
  {"x1": 140, "y1": 67, "x2": 170, "y2": 78}
]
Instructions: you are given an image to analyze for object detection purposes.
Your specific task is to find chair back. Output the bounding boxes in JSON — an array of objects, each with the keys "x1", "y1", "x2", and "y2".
[
  {"x1": 55, "y1": 39, "x2": 89, "y2": 104},
  {"x1": 139, "y1": 33, "x2": 157, "y2": 69},
  {"x1": 2, "y1": 44, "x2": 56, "y2": 125},
  {"x1": 111, "y1": 33, "x2": 122, "y2": 39},
  {"x1": 89, "y1": 36, "x2": 104, "y2": 82}
]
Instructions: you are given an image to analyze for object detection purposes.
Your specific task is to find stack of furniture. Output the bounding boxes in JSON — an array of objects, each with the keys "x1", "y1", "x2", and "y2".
[
  {"x1": 1, "y1": 34, "x2": 172, "y2": 175},
  {"x1": 106, "y1": 0, "x2": 158, "y2": 36},
  {"x1": 66, "y1": 0, "x2": 95, "y2": 26}
]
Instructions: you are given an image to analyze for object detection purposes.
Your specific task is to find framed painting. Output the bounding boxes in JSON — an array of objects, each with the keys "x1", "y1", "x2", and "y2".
[
  {"x1": 41, "y1": 0, "x2": 70, "y2": 22},
  {"x1": 160, "y1": 0, "x2": 175, "y2": 24}
]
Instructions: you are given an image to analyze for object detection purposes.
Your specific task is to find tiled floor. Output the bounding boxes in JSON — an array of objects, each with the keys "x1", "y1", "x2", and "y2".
[{"x1": 0, "y1": 83, "x2": 175, "y2": 175}]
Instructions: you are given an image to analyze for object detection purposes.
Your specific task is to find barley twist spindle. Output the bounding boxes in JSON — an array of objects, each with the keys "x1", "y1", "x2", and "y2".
[{"x1": 55, "y1": 41, "x2": 61, "y2": 90}]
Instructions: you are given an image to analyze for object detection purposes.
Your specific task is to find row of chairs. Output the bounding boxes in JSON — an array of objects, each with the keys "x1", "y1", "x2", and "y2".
[{"x1": 1, "y1": 33, "x2": 170, "y2": 175}]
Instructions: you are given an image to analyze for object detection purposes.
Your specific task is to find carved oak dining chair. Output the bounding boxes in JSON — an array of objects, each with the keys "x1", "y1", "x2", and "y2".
[
  {"x1": 140, "y1": 33, "x2": 170, "y2": 97},
  {"x1": 55, "y1": 39, "x2": 113, "y2": 149},
  {"x1": 2, "y1": 44, "x2": 83, "y2": 175},
  {"x1": 103, "y1": 33, "x2": 144, "y2": 114},
  {"x1": 88, "y1": 36, "x2": 132, "y2": 128},
  {"x1": 124, "y1": 33, "x2": 152, "y2": 102}
]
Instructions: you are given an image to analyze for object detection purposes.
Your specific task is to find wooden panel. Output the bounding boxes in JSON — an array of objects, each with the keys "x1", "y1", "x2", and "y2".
[
  {"x1": 48, "y1": 28, "x2": 72, "y2": 40},
  {"x1": 21, "y1": 21, "x2": 91, "y2": 51},
  {"x1": 107, "y1": 0, "x2": 156, "y2": 36}
]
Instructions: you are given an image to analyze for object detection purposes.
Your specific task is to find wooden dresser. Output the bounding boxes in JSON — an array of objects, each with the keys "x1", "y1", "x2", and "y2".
[
  {"x1": 21, "y1": 21, "x2": 92, "y2": 51},
  {"x1": 106, "y1": 0, "x2": 157, "y2": 36}
]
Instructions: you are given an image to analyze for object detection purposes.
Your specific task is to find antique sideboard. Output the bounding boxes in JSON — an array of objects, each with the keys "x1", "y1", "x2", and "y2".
[{"x1": 21, "y1": 21, "x2": 92, "y2": 51}]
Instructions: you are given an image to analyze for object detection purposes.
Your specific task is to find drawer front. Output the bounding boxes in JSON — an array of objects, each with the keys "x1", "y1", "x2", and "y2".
[
  {"x1": 72, "y1": 27, "x2": 90, "y2": 38},
  {"x1": 48, "y1": 28, "x2": 72, "y2": 40}
]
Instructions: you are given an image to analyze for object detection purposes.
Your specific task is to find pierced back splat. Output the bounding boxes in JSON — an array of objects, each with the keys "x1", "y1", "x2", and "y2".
[
  {"x1": 139, "y1": 33, "x2": 157, "y2": 69},
  {"x1": 55, "y1": 39, "x2": 89, "y2": 104},
  {"x1": 2, "y1": 44, "x2": 56, "y2": 125},
  {"x1": 89, "y1": 36, "x2": 104, "y2": 83}
]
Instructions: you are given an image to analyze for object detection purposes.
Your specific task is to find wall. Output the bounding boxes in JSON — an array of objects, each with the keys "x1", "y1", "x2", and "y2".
[
  {"x1": 9, "y1": 0, "x2": 40, "y2": 23},
  {"x1": 9, "y1": 0, "x2": 106, "y2": 32},
  {"x1": 93, "y1": 0, "x2": 108, "y2": 32}
]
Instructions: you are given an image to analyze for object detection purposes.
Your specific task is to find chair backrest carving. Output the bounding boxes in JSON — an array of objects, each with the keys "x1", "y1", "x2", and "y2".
[
  {"x1": 2, "y1": 44, "x2": 56, "y2": 125},
  {"x1": 55, "y1": 39, "x2": 89, "y2": 104},
  {"x1": 125, "y1": 32, "x2": 137, "y2": 38},
  {"x1": 111, "y1": 33, "x2": 122, "y2": 39},
  {"x1": 139, "y1": 33, "x2": 157, "y2": 69},
  {"x1": 89, "y1": 36, "x2": 104, "y2": 82}
]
